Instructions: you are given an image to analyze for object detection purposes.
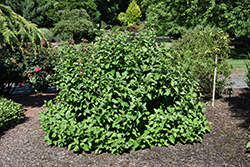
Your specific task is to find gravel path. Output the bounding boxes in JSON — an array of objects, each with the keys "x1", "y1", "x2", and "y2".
[{"x1": 1, "y1": 87, "x2": 250, "y2": 166}]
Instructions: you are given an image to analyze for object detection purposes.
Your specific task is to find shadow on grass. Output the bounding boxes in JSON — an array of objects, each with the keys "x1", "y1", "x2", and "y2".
[{"x1": 223, "y1": 88, "x2": 250, "y2": 129}]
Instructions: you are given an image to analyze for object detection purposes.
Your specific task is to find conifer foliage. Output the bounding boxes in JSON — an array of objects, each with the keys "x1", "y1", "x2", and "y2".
[
  {"x1": 118, "y1": 0, "x2": 142, "y2": 26},
  {"x1": 0, "y1": 4, "x2": 45, "y2": 48},
  {"x1": 3, "y1": 0, "x2": 51, "y2": 28}
]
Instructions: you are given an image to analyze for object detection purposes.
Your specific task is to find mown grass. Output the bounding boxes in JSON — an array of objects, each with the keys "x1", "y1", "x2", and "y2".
[
  {"x1": 227, "y1": 59, "x2": 250, "y2": 71},
  {"x1": 228, "y1": 47, "x2": 250, "y2": 71}
]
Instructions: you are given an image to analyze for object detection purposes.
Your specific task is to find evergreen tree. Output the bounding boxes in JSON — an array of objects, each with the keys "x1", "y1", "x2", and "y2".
[
  {"x1": 126, "y1": 0, "x2": 142, "y2": 25},
  {"x1": 52, "y1": 8, "x2": 94, "y2": 41},
  {"x1": 0, "y1": 4, "x2": 46, "y2": 48},
  {"x1": 118, "y1": 0, "x2": 142, "y2": 26},
  {"x1": 41, "y1": 0, "x2": 99, "y2": 26},
  {"x1": 3, "y1": 0, "x2": 51, "y2": 28}
]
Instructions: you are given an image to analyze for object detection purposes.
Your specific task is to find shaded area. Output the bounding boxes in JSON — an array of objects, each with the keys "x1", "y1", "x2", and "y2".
[
  {"x1": 229, "y1": 47, "x2": 250, "y2": 59},
  {"x1": 222, "y1": 88, "x2": 250, "y2": 129},
  {"x1": 0, "y1": 112, "x2": 29, "y2": 139},
  {"x1": 4, "y1": 93, "x2": 58, "y2": 108}
]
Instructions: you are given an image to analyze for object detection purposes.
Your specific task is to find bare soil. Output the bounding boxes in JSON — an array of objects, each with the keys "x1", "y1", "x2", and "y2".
[{"x1": 0, "y1": 88, "x2": 250, "y2": 166}]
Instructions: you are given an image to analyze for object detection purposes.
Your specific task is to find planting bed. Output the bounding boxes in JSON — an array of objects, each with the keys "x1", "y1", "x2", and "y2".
[{"x1": 0, "y1": 88, "x2": 250, "y2": 166}]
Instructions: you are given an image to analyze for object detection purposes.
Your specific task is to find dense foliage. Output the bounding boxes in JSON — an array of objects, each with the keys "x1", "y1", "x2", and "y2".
[
  {"x1": 22, "y1": 42, "x2": 60, "y2": 93},
  {"x1": 142, "y1": 0, "x2": 250, "y2": 36},
  {"x1": 38, "y1": 28, "x2": 211, "y2": 154},
  {"x1": 0, "y1": 4, "x2": 46, "y2": 48},
  {"x1": 0, "y1": 97, "x2": 25, "y2": 130},
  {"x1": 2, "y1": 0, "x2": 51, "y2": 28},
  {"x1": 0, "y1": 4, "x2": 49, "y2": 94},
  {"x1": 118, "y1": 0, "x2": 142, "y2": 26},
  {"x1": 171, "y1": 26, "x2": 233, "y2": 97},
  {"x1": 52, "y1": 9, "x2": 94, "y2": 41}
]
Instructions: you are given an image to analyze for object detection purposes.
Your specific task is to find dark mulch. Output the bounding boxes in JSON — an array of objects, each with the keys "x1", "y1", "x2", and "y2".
[{"x1": 0, "y1": 89, "x2": 250, "y2": 167}]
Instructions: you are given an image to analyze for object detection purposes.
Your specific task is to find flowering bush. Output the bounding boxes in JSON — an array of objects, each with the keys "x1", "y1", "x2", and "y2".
[
  {"x1": 22, "y1": 42, "x2": 60, "y2": 93},
  {"x1": 38, "y1": 28, "x2": 211, "y2": 154}
]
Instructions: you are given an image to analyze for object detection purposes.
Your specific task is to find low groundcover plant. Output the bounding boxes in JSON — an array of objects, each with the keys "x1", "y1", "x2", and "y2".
[
  {"x1": 0, "y1": 97, "x2": 25, "y2": 130},
  {"x1": 38, "y1": 28, "x2": 211, "y2": 154}
]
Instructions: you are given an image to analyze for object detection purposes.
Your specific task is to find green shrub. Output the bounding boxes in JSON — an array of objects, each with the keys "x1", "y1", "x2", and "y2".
[
  {"x1": 22, "y1": 42, "x2": 61, "y2": 93},
  {"x1": 39, "y1": 28, "x2": 54, "y2": 42},
  {"x1": 171, "y1": 26, "x2": 233, "y2": 98},
  {"x1": 0, "y1": 97, "x2": 25, "y2": 130},
  {"x1": 52, "y1": 9, "x2": 94, "y2": 42},
  {"x1": 0, "y1": 4, "x2": 48, "y2": 95},
  {"x1": 0, "y1": 46, "x2": 24, "y2": 95},
  {"x1": 0, "y1": 42, "x2": 61, "y2": 95},
  {"x1": 118, "y1": 0, "x2": 142, "y2": 26},
  {"x1": 38, "y1": 28, "x2": 211, "y2": 154}
]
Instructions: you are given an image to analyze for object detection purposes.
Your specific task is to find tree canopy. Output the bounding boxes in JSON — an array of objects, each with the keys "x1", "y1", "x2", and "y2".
[
  {"x1": 143, "y1": 0, "x2": 250, "y2": 36},
  {"x1": 0, "y1": 4, "x2": 46, "y2": 48},
  {"x1": 2, "y1": 0, "x2": 51, "y2": 27}
]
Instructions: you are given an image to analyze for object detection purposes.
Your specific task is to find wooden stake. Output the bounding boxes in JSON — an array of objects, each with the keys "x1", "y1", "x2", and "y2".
[{"x1": 212, "y1": 46, "x2": 218, "y2": 107}]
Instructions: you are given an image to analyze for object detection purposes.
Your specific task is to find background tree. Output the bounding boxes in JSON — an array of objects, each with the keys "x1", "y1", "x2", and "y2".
[
  {"x1": 52, "y1": 8, "x2": 94, "y2": 42},
  {"x1": 2, "y1": 0, "x2": 51, "y2": 28},
  {"x1": 0, "y1": 4, "x2": 46, "y2": 47},
  {"x1": 142, "y1": 0, "x2": 250, "y2": 37},
  {"x1": 40, "y1": 0, "x2": 99, "y2": 28},
  {"x1": 118, "y1": 0, "x2": 142, "y2": 26}
]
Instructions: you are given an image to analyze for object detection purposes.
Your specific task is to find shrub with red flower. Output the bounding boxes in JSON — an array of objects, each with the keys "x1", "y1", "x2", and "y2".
[{"x1": 35, "y1": 67, "x2": 42, "y2": 72}]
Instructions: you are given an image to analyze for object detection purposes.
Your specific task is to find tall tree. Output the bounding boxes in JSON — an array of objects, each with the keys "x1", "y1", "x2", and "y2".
[
  {"x1": 0, "y1": 4, "x2": 46, "y2": 47},
  {"x1": 3, "y1": 0, "x2": 51, "y2": 28},
  {"x1": 142, "y1": 0, "x2": 250, "y2": 36},
  {"x1": 41, "y1": 0, "x2": 99, "y2": 26}
]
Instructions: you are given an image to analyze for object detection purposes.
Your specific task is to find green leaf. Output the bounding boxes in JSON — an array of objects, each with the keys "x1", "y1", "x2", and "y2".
[
  {"x1": 247, "y1": 142, "x2": 250, "y2": 149},
  {"x1": 132, "y1": 140, "x2": 140, "y2": 150},
  {"x1": 147, "y1": 93, "x2": 152, "y2": 100},
  {"x1": 168, "y1": 135, "x2": 175, "y2": 144}
]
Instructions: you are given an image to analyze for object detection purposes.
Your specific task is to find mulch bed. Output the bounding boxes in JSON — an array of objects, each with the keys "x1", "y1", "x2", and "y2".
[{"x1": 1, "y1": 88, "x2": 250, "y2": 166}]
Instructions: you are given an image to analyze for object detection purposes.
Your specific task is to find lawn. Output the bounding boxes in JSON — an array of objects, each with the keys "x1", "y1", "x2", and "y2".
[{"x1": 227, "y1": 59, "x2": 250, "y2": 71}]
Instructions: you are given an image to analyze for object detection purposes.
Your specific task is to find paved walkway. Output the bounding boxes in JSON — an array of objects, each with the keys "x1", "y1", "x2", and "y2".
[{"x1": 225, "y1": 77, "x2": 248, "y2": 89}]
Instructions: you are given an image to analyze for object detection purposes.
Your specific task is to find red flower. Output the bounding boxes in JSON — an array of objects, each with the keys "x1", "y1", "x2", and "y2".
[
  {"x1": 79, "y1": 59, "x2": 82, "y2": 63},
  {"x1": 20, "y1": 83, "x2": 24, "y2": 87},
  {"x1": 35, "y1": 67, "x2": 42, "y2": 72},
  {"x1": 41, "y1": 42, "x2": 46, "y2": 46},
  {"x1": 44, "y1": 66, "x2": 46, "y2": 68}
]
